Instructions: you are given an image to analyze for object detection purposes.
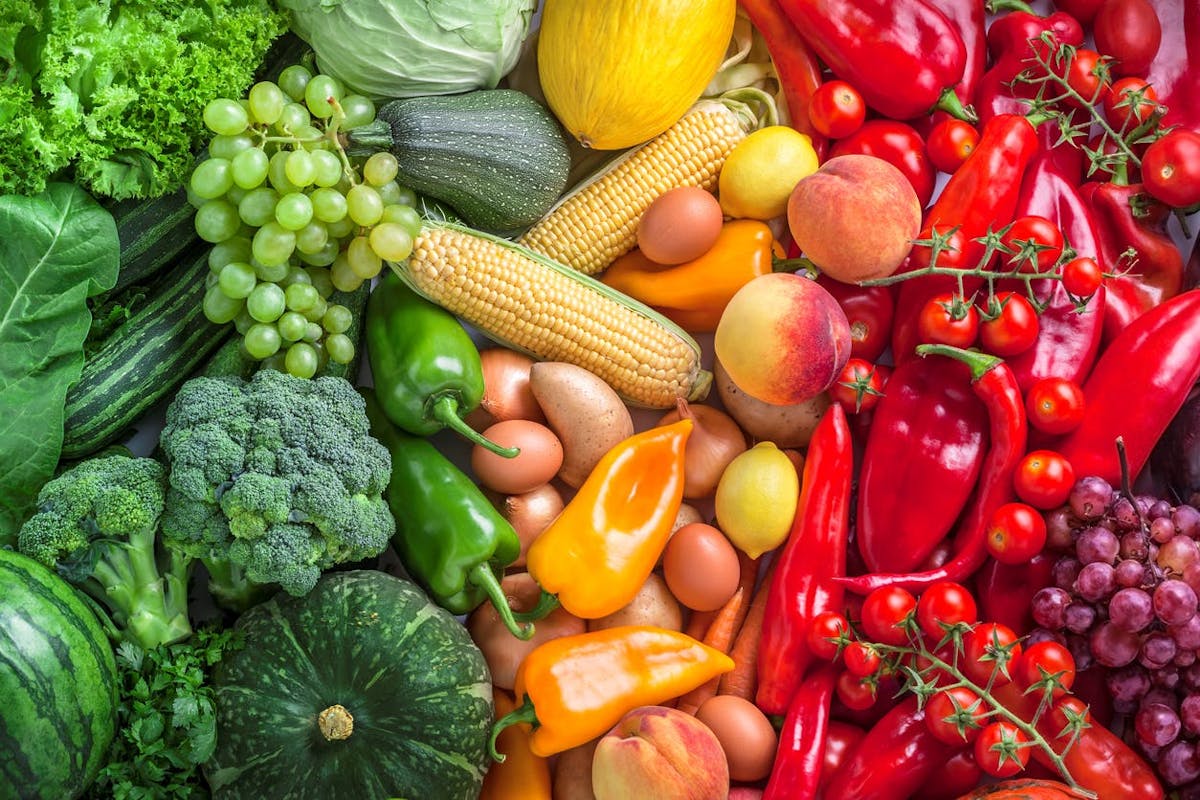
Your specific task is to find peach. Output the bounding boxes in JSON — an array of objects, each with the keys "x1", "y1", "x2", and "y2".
[
  {"x1": 787, "y1": 153, "x2": 921, "y2": 283},
  {"x1": 592, "y1": 705, "x2": 730, "y2": 800},
  {"x1": 729, "y1": 790, "x2": 764, "y2": 800},
  {"x1": 713, "y1": 272, "x2": 851, "y2": 406}
]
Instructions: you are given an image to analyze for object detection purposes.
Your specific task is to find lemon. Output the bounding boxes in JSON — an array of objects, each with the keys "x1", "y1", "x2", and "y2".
[
  {"x1": 718, "y1": 125, "x2": 819, "y2": 221},
  {"x1": 714, "y1": 441, "x2": 800, "y2": 558}
]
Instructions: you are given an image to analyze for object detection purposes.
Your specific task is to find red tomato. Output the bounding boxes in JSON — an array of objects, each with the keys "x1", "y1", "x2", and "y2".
[
  {"x1": 926, "y1": 119, "x2": 979, "y2": 174},
  {"x1": 1002, "y1": 216, "x2": 1065, "y2": 273},
  {"x1": 844, "y1": 641, "x2": 882, "y2": 677},
  {"x1": 1142, "y1": 129, "x2": 1200, "y2": 208},
  {"x1": 836, "y1": 671, "x2": 877, "y2": 711},
  {"x1": 979, "y1": 292, "x2": 1039, "y2": 357},
  {"x1": 1053, "y1": 0, "x2": 1105, "y2": 24},
  {"x1": 1014, "y1": 450, "x2": 1076, "y2": 509},
  {"x1": 925, "y1": 686, "x2": 985, "y2": 745},
  {"x1": 1045, "y1": 695, "x2": 1093, "y2": 743},
  {"x1": 808, "y1": 611, "x2": 849, "y2": 661},
  {"x1": 1061, "y1": 256, "x2": 1104, "y2": 298},
  {"x1": 816, "y1": 277, "x2": 896, "y2": 362},
  {"x1": 975, "y1": 721, "x2": 1032, "y2": 778},
  {"x1": 1103, "y1": 77, "x2": 1160, "y2": 130},
  {"x1": 1026, "y1": 377, "x2": 1086, "y2": 435},
  {"x1": 808, "y1": 80, "x2": 867, "y2": 139},
  {"x1": 918, "y1": 293, "x2": 979, "y2": 349},
  {"x1": 962, "y1": 622, "x2": 1023, "y2": 687},
  {"x1": 830, "y1": 358, "x2": 888, "y2": 415},
  {"x1": 909, "y1": 225, "x2": 973, "y2": 271},
  {"x1": 860, "y1": 586, "x2": 917, "y2": 646},
  {"x1": 1015, "y1": 640, "x2": 1077, "y2": 694},
  {"x1": 830, "y1": 120, "x2": 936, "y2": 207},
  {"x1": 1065, "y1": 49, "x2": 1110, "y2": 106},
  {"x1": 985, "y1": 502, "x2": 1049, "y2": 565},
  {"x1": 1093, "y1": 0, "x2": 1163, "y2": 77},
  {"x1": 916, "y1": 581, "x2": 979, "y2": 641}
]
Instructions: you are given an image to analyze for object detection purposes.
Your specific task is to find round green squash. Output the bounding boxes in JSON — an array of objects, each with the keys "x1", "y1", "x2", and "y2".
[
  {"x1": 205, "y1": 570, "x2": 493, "y2": 800},
  {"x1": 0, "y1": 549, "x2": 119, "y2": 800}
]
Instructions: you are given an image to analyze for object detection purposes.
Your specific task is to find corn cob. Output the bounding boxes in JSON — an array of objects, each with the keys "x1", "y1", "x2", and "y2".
[
  {"x1": 393, "y1": 221, "x2": 712, "y2": 408},
  {"x1": 517, "y1": 99, "x2": 757, "y2": 276}
]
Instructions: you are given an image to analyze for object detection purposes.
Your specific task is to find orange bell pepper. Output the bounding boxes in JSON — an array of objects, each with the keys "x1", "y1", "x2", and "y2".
[
  {"x1": 489, "y1": 625, "x2": 735, "y2": 759},
  {"x1": 526, "y1": 419, "x2": 691, "y2": 619},
  {"x1": 600, "y1": 219, "x2": 799, "y2": 332},
  {"x1": 481, "y1": 689, "x2": 552, "y2": 800}
]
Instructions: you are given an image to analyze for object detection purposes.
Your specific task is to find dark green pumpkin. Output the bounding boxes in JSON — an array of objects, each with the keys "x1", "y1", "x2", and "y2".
[{"x1": 205, "y1": 570, "x2": 493, "y2": 800}]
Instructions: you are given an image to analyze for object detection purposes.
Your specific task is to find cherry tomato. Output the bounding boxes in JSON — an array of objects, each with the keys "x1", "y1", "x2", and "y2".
[
  {"x1": 975, "y1": 721, "x2": 1032, "y2": 778},
  {"x1": 1053, "y1": 0, "x2": 1105, "y2": 24},
  {"x1": 985, "y1": 502, "x2": 1049, "y2": 565},
  {"x1": 835, "y1": 671, "x2": 877, "y2": 711},
  {"x1": 1026, "y1": 376, "x2": 1086, "y2": 435},
  {"x1": 1065, "y1": 49, "x2": 1110, "y2": 106},
  {"x1": 979, "y1": 292, "x2": 1040, "y2": 357},
  {"x1": 1103, "y1": 77, "x2": 1160, "y2": 130},
  {"x1": 816, "y1": 276, "x2": 896, "y2": 362},
  {"x1": 1014, "y1": 449, "x2": 1076, "y2": 509},
  {"x1": 925, "y1": 686, "x2": 985, "y2": 745},
  {"x1": 1045, "y1": 695, "x2": 1093, "y2": 743},
  {"x1": 1001, "y1": 216, "x2": 1065, "y2": 273},
  {"x1": 909, "y1": 225, "x2": 973, "y2": 271},
  {"x1": 1061, "y1": 256, "x2": 1104, "y2": 298},
  {"x1": 808, "y1": 80, "x2": 867, "y2": 139},
  {"x1": 1087, "y1": 131, "x2": 1144, "y2": 182},
  {"x1": 916, "y1": 581, "x2": 979, "y2": 641},
  {"x1": 843, "y1": 641, "x2": 882, "y2": 678},
  {"x1": 860, "y1": 586, "x2": 917, "y2": 647},
  {"x1": 1015, "y1": 640, "x2": 1077, "y2": 694},
  {"x1": 962, "y1": 622, "x2": 1023, "y2": 687},
  {"x1": 808, "y1": 611, "x2": 849, "y2": 661},
  {"x1": 925, "y1": 119, "x2": 979, "y2": 174},
  {"x1": 830, "y1": 358, "x2": 888, "y2": 415},
  {"x1": 830, "y1": 120, "x2": 936, "y2": 207},
  {"x1": 1142, "y1": 129, "x2": 1200, "y2": 208},
  {"x1": 918, "y1": 293, "x2": 979, "y2": 349},
  {"x1": 1094, "y1": 0, "x2": 1163, "y2": 77}
]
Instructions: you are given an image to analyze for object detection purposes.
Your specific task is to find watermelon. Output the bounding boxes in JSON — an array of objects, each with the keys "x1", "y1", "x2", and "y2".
[
  {"x1": 0, "y1": 550, "x2": 119, "y2": 800},
  {"x1": 205, "y1": 570, "x2": 493, "y2": 800}
]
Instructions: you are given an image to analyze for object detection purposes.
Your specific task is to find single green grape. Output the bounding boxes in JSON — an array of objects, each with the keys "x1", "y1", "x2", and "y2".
[
  {"x1": 322, "y1": 304, "x2": 353, "y2": 334},
  {"x1": 231, "y1": 148, "x2": 270, "y2": 190},
  {"x1": 233, "y1": 308, "x2": 255, "y2": 335},
  {"x1": 311, "y1": 187, "x2": 348, "y2": 223},
  {"x1": 285, "y1": 342, "x2": 319, "y2": 379},
  {"x1": 293, "y1": 124, "x2": 328, "y2": 151},
  {"x1": 295, "y1": 221, "x2": 329, "y2": 254},
  {"x1": 277, "y1": 266, "x2": 313, "y2": 288},
  {"x1": 190, "y1": 158, "x2": 234, "y2": 200},
  {"x1": 226, "y1": 186, "x2": 248, "y2": 206},
  {"x1": 203, "y1": 98, "x2": 249, "y2": 136},
  {"x1": 186, "y1": 184, "x2": 209, "y2": 209},
  {"x1": 275, "y1": 192, "x2": 314, "y2": 231},
  {"x1": 195, "y1": 200, "x2": 242, "y2": 243},
  {"x1": 238, "y1": 186, "x2": 280, "y2": 228},
  {"x1": 302, "y1": 322, "x2": 324, "y2": 342},
  {"x1": 278, "y1": 311, "x2": 309, "y2": 341},
  {"x1": 218, "y1": 261, "x2": 257, "y2": 299},
  {"x1": 330, "y1": 254, "x2": 362, "y2": 292},
  {"x1": 260, "y1": 352, "x2": 287, "y2": 373},
  {"x1": 310, "y1": 149, "x2": 344, "y2": 188},
  {"x1": 347, "y1": 235, "x2": 382, "y2": 279},
  {"x1": 325, "y1": 333, "x2": 355, "y2": 365},
  {"x1": 285, "y1": 282, "x2": 320, "y2": 313},
  {"x1": 308, "y1": 267, "x2": 335, "y2": 299},
  {"x1": 267, "y1": 150, "x2": 301, "y2": 195},
  {"x1": 210, "y1": 133, "x2": 255, "y2": 161},
  {"x1": 209, "y1": 238, "x2": 252, "y2": 273},
  {"x1": 363, "y1": 152, "x2": 399, "y2": 187},
  {"x1": 247, "y1": 282, "x2": 287, "y2": 323},
  {"x1": 203, "y1": 286, "x2": 244, "y2": 324},
  {"x1": 326, "y1": 216, "x2": 356, "y2": 239},
  {"x1": 244, "y1": 323, "x2": 283, "y2": 360},
  {"x1": 346, "y1": 184, "x2": 383, "y2": 226},
  {"x1": 339, "y1": 95, "x2": 376, "y2": 130},
  {"x1": 276, "y1": 102, "x2": 311, "y2": 135},
  {"x1": 376, "y1": 181, "x2": 404, "y2": 206},
  {"x1": 368, "y1": 222, "x2": 414, "y2": 262},
  {"x1": 205, "y1": 271, "x2": 219, "y2": 290},
  {"x1": 305, "y1": 74, "x2": 343, "y2": 119},
  {"x1": 278, "y1": 65, "x2": 312, "y2": 103},
  {"x1": 393, "y1": 185, "x2": 419, "y2": 207},
  {"x1": 252, "y1": 259, "x2": 290, "y2": 283},
  {"x1": 283, "y1": 149, "x2": 317, "y2": 188},
  {"x1": 298, "y1": 240, "x2": 339, "y2": 267},
  {"x1": 251, "y1": 221, "x2": 296, "y2": 267},
  {"x1": 248, "y1": 81, "x2": 286, "y2": 126},
  {"x1": 381, "y1": 204, "x2": 423, "y2": 239},
  {"x1": 302, "y1": 296, "x2": 328, "y2": 323}
]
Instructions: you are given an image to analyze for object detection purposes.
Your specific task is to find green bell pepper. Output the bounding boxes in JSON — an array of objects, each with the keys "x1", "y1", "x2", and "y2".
[{"x1": 366, "y1": 270, "x2": 516, "y2": 457}]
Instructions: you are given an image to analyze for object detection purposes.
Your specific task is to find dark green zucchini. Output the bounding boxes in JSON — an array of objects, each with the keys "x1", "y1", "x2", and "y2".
[
  {"x1": 345, "y1": 89, "x2": 571, "y2": 233},
  {"x1": 106, "y1": 188, "x2": 199, "y2": 294}
]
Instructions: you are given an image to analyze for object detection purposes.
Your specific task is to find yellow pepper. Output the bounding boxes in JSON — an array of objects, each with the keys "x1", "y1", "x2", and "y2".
[
  {"x1": 489, "y1": 625, "x2": 735, "y2": 759},
  {"x1": 600, "y1": 219, "x2": 798, "y2": 332},
  {"x1": 526, "y1": 419, "x2": 691, "y2": 619},
  {"x1": 480, "y1": 689, "x2": 552, "y2": 800}
]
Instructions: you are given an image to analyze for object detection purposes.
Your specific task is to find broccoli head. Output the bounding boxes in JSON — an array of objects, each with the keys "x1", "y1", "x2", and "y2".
[
  {"x1": 18, "y1": 453, "x2": 193, "y2": 649},
  {"x1": 159, "y1": 370, "x2": 394, "y2": 604}
]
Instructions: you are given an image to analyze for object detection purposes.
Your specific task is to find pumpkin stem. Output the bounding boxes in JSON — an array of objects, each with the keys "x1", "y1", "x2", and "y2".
[
  {"x1": 489, "y1": 695, "x2": 539, "y2": 763},
  {"x1": 318, "y1": 704, "x2": 355, "y2": 742},
  {"x1": 470, "y1": 563, "x2": 536, "y2": 641}
]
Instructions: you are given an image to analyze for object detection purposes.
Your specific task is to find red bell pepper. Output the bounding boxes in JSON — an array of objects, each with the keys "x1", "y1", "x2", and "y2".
[
  {"x1": 762, "y1": 665, "x2": 835, "y2": 800},
  {"x1": 975, "y1": 552, "x2": 1056, "y2": 634},
  {"x1": 924, "y1": 0, "x2": 987, "y2": 109},
  {"x1": 840, "y1": 345, "x2": 1028, "y2": 594},
  {"x1": 1145, "y1": 0, "x2": 1200, "y2": 133},
  {"x1": 856, "y1": 357, "x2": 988, "y2": 574},
  {"x1": 1058, "y1": 289, "x2": 1200, "y2": 486},
  {"x1": 737, "y1": 0, "x2": 828, "y2": 155},
  {"x1": 816, "y1": 275, "x2": 896, "y2": 363},
  {"x1": 755, "y1": 404, "x2": 852, "y2": 715},
  {"x1": 829, "y1": 120, "x2": 938, "y2": 208},
  {"x1": 916, "y1": 749, "x2": 985, "y2": 800},
  {"x1": 777, "y1": 0, "x2": 972, "y2": 122}
]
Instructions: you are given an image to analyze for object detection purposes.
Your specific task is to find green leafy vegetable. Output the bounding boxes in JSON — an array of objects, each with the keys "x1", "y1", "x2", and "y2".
[
  {"x1": 0, "y1": 0, "x2": 286, "y2": 200},
  {"x1": 0, "y1": 183, "x2": 119, "y2": 544}
]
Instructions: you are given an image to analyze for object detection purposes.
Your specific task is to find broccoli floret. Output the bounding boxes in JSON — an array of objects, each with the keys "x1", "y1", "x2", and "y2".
[
  {"x1": 18, "y1": 454, "x2": 192, "y2": 649},
  {"x1": 159, "y1": 371, "x2": 394, "y2": 608}
]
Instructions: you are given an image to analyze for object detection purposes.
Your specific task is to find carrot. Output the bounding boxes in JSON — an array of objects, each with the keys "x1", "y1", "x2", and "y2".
[
  {"x1": 718, "y1": 557, "x2": 777, "y2": 700},
  {"x1": 676, "y1": 585, "x2": 747, "y2": 714},
  {"x1": 684, "y1": 608, "x2": 716, "y2": 641}
]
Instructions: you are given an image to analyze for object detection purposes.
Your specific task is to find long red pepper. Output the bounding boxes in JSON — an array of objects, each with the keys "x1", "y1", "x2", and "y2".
[
  {"x1": 840, "y1": 345, "x2": 1027, "y2": 594},
  {"x1": 891, "y1": 114, "x2": 1043, "y2": 362},
  {"x1": 776, "y1": 0, "x2": 972, "y2": 121},
  {"x1": 1058, "y1": 289, "x2": 1200, "y2": 485},
  {"x1": 1145, "y1": 0, "x2": 1200, "y2": 133},
  {"x1": 856, "y1": 357, "x2": 988, "y2": 574},
  {"x1": 755, "y1": 404, "x2": 852, "y2": 715},
  {"x1": 762, "y1": 665, "x2": 835, "y2": 800}
]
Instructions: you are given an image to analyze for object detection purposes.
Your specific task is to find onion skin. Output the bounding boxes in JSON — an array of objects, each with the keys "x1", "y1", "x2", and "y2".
[
  {"x1": 468, "y1": 348, "x2": 545, "y2": 431},
  {"x1": 657, "y1": 399, "x2": 747, "y2": 498},
  {"x1": 499, "y1": 483, "x2": 565, "y2": 568}
]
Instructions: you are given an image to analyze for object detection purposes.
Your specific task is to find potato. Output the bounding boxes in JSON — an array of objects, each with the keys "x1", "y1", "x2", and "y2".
[
  {"x1": 715, "y1": 358, "x2": 828, "y2": 448},
  {"x1": 529, "y1": 362, "x2": 635, "y2": 487},
  {"x1": 588, "y1": 573, "x2": 682, "y2": 632},
  {"x1": 554, "y1": 738, "x2": 600, "y2": 800}
]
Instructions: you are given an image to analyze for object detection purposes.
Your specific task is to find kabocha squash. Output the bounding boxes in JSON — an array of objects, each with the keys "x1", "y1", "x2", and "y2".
[
  {"x1": 205, "y1": 570, "x2": 493, "y2": 800},
  {"x1": 537, "y1": 0, "x2": 737, "y2": 149}
]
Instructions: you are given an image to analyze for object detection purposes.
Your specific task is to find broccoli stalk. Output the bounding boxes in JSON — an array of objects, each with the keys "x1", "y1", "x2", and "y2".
[{"x1": 199, "y1": 558, "x2": 273, "y2": 613}]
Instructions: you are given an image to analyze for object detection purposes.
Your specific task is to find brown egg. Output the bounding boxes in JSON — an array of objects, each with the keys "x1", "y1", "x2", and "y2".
[
  {"x1": 662, "y1": 522, "x2": 741, "y2": 611},
  {"x1": 471, "y1": 420, "x2": 563, "y2": 495},
  {"x1": 696, "y1": 695, "x2": 779, "y2": 783},
  {"x1": 636, "y1": 186, "x2": 724, "y2": 265}
]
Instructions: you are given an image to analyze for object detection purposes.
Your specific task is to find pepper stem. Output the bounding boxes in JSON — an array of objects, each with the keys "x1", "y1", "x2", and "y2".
[
  {"x1": 318, "y1": 704, "x2": 354, "y2": 742},
  {"x1": 986, "y1": 0, "x2": 1036, "y2": 13},
  {"x1": 935, "y1": 87, "x2": 977, "y2": 124},
  {"x1": 470, "y1": 563, "x2": 535, "y2": 641},
  {"x1": 489, "y1": 695, "x2": 539, "y2": 762},
  {"x1": 772, "y1": 255, "x2": 819, "y2": 275},
  {"x1": 511, "y1": 590, "x2": 560, "y2": 624},
  {"x1": 915, "y1": 343, "x2": 1003, "y2": 382},
  {"x1": 428, "y1": 394, "x2": 520, "y2": 458}
]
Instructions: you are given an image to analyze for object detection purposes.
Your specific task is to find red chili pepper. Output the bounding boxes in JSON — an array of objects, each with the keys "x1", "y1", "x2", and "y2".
[
  {"x1": 924, "y1": 0, "x2": 987, "y2": 108},
  {"x1": 737, "y1": 0, "x2": 828, "y2": 156},
  {"x1": 755, "y1": 404, "x2": 852, "y2": 715},
  {"x1": 856, "y1": 357, "x2": 988, "y2": 574},
  {"x1": 776, "y1": 0, "x2": 972, "y2": 122},
  {"x1": 891, "y1": 114, "x2": 1043, "y2": 363},
  {"x1": 1001, "y1": 151, "x2": 1107, "y2": 393},
  {"x1": 840, "y1": 345, "x2": 1028, "y2": 595},
  {"x1": 1057, "y1": 289, "x2": 1200, "y2": 486},
  {"x1": 1145, "y1": 0, "x2": 1200, "y2": 133},
  {"x1": 829, "y1": 120, "x2": 938, "y2": 208},
  {"x1": 762, "y1": 664, "x2": 835, "y2": 800},
  {"x1": 975, "y1": 552, "x2": 1055, "y2": 634},
  {"x1": 822, "y1": 695, "x2": 963, "y2": 800}
]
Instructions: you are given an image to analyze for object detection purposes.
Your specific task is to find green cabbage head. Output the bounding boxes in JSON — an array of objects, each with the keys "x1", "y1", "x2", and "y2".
[{"x1": 280, "y1": 0, "x2": 537, "y2": 100}]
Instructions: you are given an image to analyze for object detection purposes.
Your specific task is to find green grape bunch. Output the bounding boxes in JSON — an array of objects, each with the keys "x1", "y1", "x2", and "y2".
[{"x1": 189, "y1": 64, "x2": 424, "y2": 378}]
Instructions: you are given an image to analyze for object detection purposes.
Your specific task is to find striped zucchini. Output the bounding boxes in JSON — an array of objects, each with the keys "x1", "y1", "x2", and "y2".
[
  {"x1": 106, "y1": 187, "x2": 199, "y2": 294},
  {"x1": 62, "y1": 247, "x2": 231, "y2": 458}
]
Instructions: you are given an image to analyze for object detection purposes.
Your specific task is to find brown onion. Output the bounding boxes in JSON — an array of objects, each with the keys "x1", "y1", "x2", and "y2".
[
  {"x1": 467, "y1": 347, "x2": 545, "y2": 431},
  {"x1": 657, "y1": 399, "x2": 748, "y2": 499},
  {"x1": 500, "y1": 483, "x2": 565, "y2": 568}
]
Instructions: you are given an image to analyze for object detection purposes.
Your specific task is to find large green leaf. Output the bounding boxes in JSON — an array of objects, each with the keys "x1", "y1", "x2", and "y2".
[{"x1": 0, "y1": 183, "x2": 119, "y2": 542}]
